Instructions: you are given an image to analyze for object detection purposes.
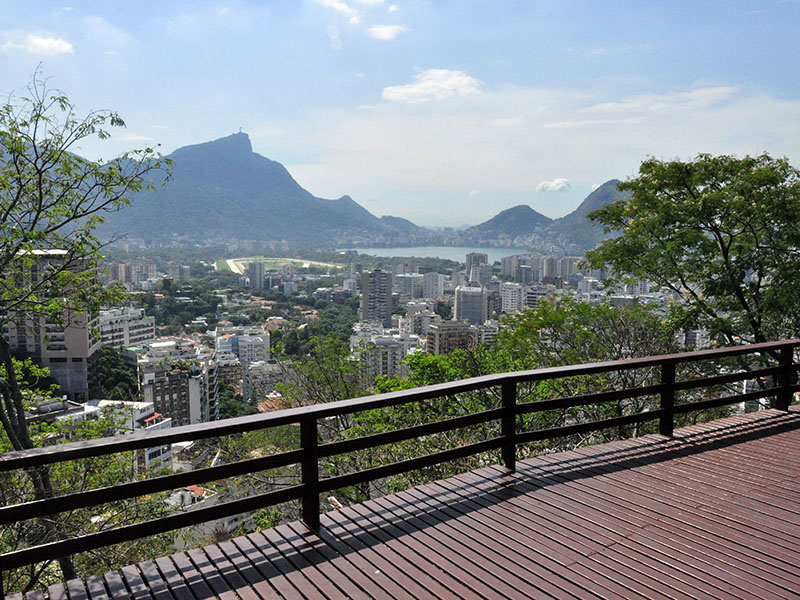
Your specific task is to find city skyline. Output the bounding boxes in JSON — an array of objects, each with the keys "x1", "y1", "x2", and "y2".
[{"x1": 2, "y1": 1, "x2": 798, "y2": 226}]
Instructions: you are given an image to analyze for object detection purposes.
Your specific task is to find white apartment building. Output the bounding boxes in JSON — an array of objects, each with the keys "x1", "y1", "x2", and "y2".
[
  {"x1": 423, "y1": 272, "x2": 445, "y2": 299},
  {"x1": 394, "y1": 273, "x2": 425, "y2": 299},
  {"x1": 97, "y1": 307, "x2": 156, "y2": 349},
  {"x1": 215, "y1": 325, "x2": 270, "y2": 364},
  {"x1": 238, "y1": 328, "x2": 270, "y2": 364},
  {"x1": 350, "y1": 323, "x2": 422, "y2": 379},
  {"x1": 1, "y1": 250, "x2": 102, "y2": 401},
  {"x1": 500, "y1": 282, "x2": 527, "y2": 314},
  {"x1": 476, "y1": 320, "x2": 502, "y2": 347}
]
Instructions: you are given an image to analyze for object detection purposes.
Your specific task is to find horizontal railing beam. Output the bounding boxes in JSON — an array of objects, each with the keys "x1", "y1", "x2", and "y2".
[
  {"x1": 0, "y1": 485, "x2": 304, "y2": 573},
  {"x1": 516, "y1": 410, "x2": 664, "y2": 444},
  {"x1": 0, "y1": 449, "x2": 303, "y2": 526},
  {"x1": 674, "y1": 386, "x2": 780, "y2": 414},
  {"x1": 516, "y1": 384, "x2": 665, "y2": 415},
  {"x1": 673, "y1": 365, "x2": 781, "y2": 392},
  {"x1": 318, "y1": 407, "x2": 504, "y2": 458},
  {"x1": 319, "y1": 436, "x2": 504, "y2": 493}
]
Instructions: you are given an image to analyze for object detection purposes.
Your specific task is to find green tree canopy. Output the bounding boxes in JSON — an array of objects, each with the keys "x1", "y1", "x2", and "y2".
[
  {"x1": 585, "y1": 153, "x2": 800, "y2": 346},
  {"x1": 0, "y1": 73, "x2": 169, "y2": 586}
]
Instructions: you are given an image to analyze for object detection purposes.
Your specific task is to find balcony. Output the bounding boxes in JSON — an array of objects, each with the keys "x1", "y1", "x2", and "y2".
[{"x1": 1, "y1": 340, "x2": 799, "y2": 599}]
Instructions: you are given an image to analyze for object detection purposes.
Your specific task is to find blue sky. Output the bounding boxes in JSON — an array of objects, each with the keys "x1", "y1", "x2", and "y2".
[{"x1": 2, "y1": 1, "x2": 799, "y2": 226}]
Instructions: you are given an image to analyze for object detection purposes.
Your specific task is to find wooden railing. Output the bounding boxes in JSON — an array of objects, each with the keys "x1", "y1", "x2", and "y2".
[{"x1": 1, "y1": 339, "x2": 799, "y2": 597}]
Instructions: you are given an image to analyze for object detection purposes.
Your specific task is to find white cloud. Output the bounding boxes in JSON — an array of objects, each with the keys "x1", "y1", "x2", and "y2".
[
  {"x1": 585, "y1": 86, "x2": 738, "y2": 115},
  {"x1": 367, "y1": 24, "x2": 408, "y2": 40},
  {"x1": 388, "y1": 4, "x2": 399, "y2": 12},
  {"x1": 113, "y1": 132, "x2": 154, "y2": 142},
  {"x1": 536, "y1": 178, "x2": 572, "y2": 192},
  {"x1": 355, "y1": 0, "x2": 384, "y2": 4},
  {"x1": 2, "y1": 34, "x2": 74, "y2": 56},
  {"x1": 468, "y1": 189, "x2": 480, "y2": 196},
  {"x1": 315, "y1": 0, "x2": 361, "y2": 24},
  {"x1": 488, "y1": 116, "x2": 526, "y2": 128},
  {"x1": 383, "y1": 69, "x2": 482, "y2": 104},
  {"x1": 277, "y1": 85, "x2": 800, "y2": 224}
]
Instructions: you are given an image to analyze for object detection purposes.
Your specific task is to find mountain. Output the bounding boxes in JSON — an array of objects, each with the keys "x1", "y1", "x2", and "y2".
[
  {"x1": 453, "y1": 179, "x2": 629, "y2": 253},
  {"x1": 552, "y1": 179, "x2": 630, "y2": 251},
  {"x1": 463, "y1": 205, "x2": 553, "y2": 239},
  {"x1": 101, "y1": 132, "x2": 425, "y2": 246}
]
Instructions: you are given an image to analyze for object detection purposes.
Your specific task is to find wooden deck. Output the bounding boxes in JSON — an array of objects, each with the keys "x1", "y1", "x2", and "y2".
[{"x1": 13, "y1": 408, "x2": 800, "y2": 600}]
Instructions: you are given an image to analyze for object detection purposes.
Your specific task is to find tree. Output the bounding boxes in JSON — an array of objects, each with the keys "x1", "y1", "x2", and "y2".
[
  {"x1": 0, "y1": 73, "x2": 168, "y2": 586},
  {"x1": 585, "y1": 154, "x2": 800, "y2": 347},
  {"x1": 87, "y1": 346, "x2": 138, "y2": 401}
]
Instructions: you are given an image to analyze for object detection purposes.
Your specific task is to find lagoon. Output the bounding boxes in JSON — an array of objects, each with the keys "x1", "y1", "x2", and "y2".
[{"x1": 346, "y1": 246, "x2": 531, "y2": 264}]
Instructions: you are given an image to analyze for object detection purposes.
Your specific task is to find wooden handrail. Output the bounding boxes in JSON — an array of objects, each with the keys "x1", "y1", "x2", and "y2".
[{"x1": 0, "y1": 338, "x2": 798, "y2": 596}]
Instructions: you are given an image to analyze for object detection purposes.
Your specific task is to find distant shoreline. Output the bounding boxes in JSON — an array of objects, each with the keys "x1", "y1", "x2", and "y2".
[{"x1": 343, "y1": 246, "x2": 531, "y2": 264}]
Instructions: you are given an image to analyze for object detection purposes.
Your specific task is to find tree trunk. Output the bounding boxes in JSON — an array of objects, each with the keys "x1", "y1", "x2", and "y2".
[{"x1": 0, "y1": 335, "x2": 78, "y2": 584}]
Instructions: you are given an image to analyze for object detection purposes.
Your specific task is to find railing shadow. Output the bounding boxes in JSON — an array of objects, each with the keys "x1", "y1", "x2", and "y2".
[{"x1": 202, "y1": 409, "x2": 800, "y2": 596}]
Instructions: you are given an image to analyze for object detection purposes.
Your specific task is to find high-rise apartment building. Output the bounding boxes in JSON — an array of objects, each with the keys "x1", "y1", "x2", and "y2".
[
  {"x1": 2, "y1": 250, "x2": 100, "y2": 401},
  {"x1": 134, "y1": 339, "x2": 219, "y2": 426},
  {"x1": 454, "y1": 283, "x2": 488, "y2": 325},
  {"x1": 423, "y1": 272, "x2": 445, "y2": 298},
  {"x1": 97, "y1": 307, "x2": 156, "y2": 350},
  {"x1": 500, "y1": 282, "x2": 526, "y2": 314},
  {"x1": 426, "y1": 321, "x2": 477, "y2": 355},
  {"x1": 465, "y1": 252, "x2": 488, "y2": 277},
  {"x1": 360, "y1": 269, "x2": 392, "y2": 327},
  {"x1": 394, "y1": 273, "x2": 425, "y2": 299}
]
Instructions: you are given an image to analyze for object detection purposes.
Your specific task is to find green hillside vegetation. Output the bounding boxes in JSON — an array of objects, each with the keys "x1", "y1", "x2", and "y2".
[{"x1": 100, "y1": 133, "x2": 426, "y2": 246}]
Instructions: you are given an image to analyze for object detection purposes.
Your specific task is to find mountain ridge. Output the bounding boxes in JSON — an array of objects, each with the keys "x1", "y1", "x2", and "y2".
[
  {"x1": 101, "y1": 132, "x2": 627, "y2": 252},
  {"x1": 101, "y1": 132, "x2": 427, "y2": 246},
  {"x1": 456, "y1": 179, "x2": 628, "y2": 253}
]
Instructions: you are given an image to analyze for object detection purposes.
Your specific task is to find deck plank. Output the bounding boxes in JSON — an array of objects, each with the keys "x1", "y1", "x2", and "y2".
[
  {"x1": 152, "y1": 557, "x2": 194, "y2": 600},
  {"x1": 101, "y1": 571, "x2": 130, "y2": 600},
  {"x1": 321, "y1": 509, "x2": 460, "y2": 599},
  {"x1": 201, "y1": 544, "x2": 263, "y2": 600},
  {"x1": 256, "y1": 526, "x2": 341, "y2": 600},
  {"x1": 119, "y1": 565, "x2": 153, "y2": 600},
  {"x1": 83, "y1": 575, "x2": 108, "y2": 600},
  {"x1": 185, "y1": 547, "x2": 239, "y2": 600}
]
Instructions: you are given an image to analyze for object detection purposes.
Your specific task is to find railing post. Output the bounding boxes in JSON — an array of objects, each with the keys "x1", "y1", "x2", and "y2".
[
  {"x1": 502, "y1": 380, "x2": 517, "y2": 471},
  {"x1": 660, "y1": 361, "x2": 676, "y2": 438},
  {"x1": 776, "y1": 346, "x2": 794, "y2": 411},
  {"x1": 300, "y1": 415, "x2": 320, "y2": 529}
]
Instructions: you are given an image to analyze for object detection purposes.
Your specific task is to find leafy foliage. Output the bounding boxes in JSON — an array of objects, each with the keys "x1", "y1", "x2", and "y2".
[
  {"x1": 88, "y1": 346, "x2": 138, "y2": 401},
  {"x1": 586, "y1": 153, "x2": 800, "y2": 347},
  {"x1": 0, "y1": 73, "x2": 170, "y2": 590}
]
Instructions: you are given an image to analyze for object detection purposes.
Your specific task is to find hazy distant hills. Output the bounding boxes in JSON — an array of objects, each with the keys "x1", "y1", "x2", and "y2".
[
  {"x1": 101, "y1": 132, "x2": 427, "y2": 246},
  {"x1": 462, "y1": 205, "x2": 553, "y2": 238},
  {"x1": 457, "y1": 179, "x2": 629, "y2": 253},
  {"x1": 101, "y1": 132, "x2": 628, "y2": 252}
]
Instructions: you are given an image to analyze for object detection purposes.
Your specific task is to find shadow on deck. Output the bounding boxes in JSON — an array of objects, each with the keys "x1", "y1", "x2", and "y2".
[{"x1": 16, "y1": 408, "x2": 800, "y2": 600}]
